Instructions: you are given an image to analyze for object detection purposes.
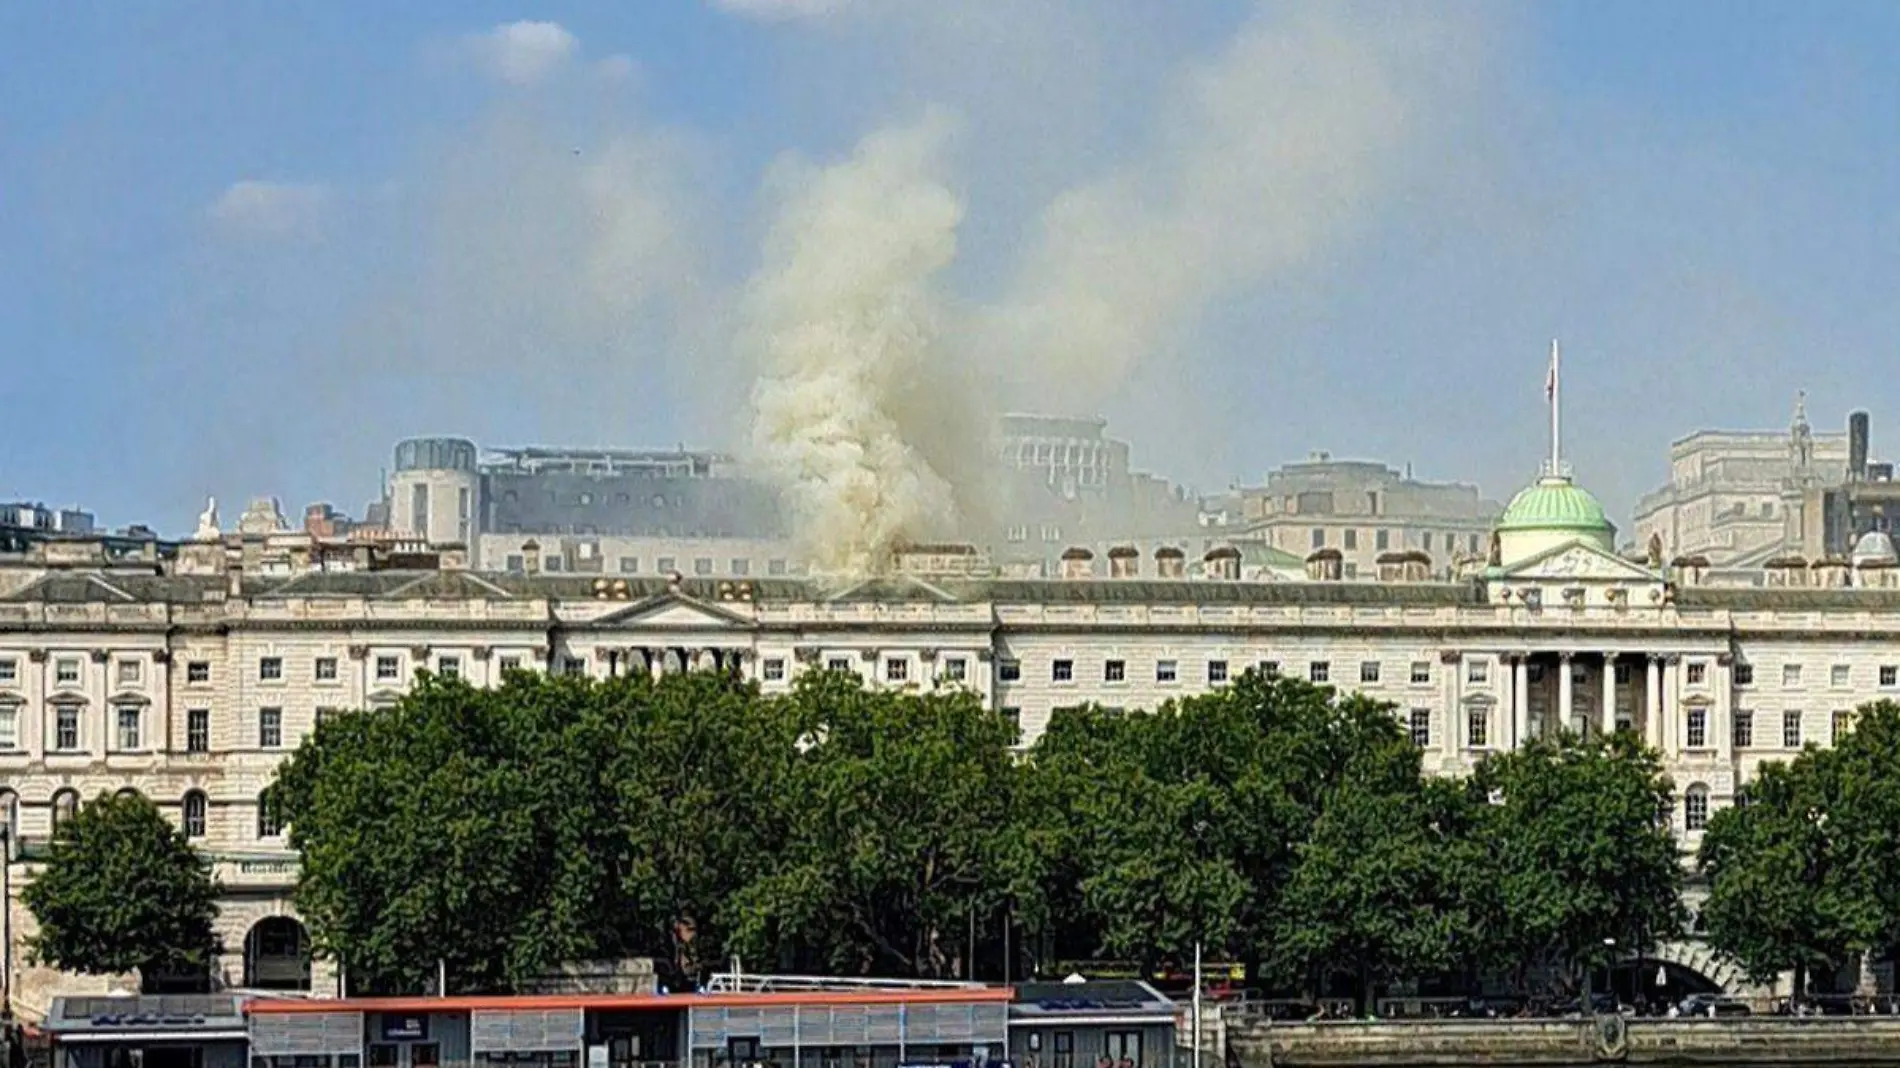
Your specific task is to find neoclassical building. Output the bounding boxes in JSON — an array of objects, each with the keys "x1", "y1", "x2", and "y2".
[{"x1": 4, "y1": 463, "x2": 1900, "y2": 1013}]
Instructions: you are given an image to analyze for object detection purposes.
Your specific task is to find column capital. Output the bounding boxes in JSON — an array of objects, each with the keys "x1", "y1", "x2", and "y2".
[
  {"x1": 151, "y1": 649, "x2": 172, "y2": 665},
  {"x1": 1439, "y1": 650, "x2": 1463, "y2": 664},
  {"x1": 1557, "y1": 650, "x2": 1575, "y2": 663},
  {"x1": 1663, "y1": 653, "x2": 1683, "y2": 666},
  {"x1": 89, "y1": 649, "x2": 111, "y2": 664}
]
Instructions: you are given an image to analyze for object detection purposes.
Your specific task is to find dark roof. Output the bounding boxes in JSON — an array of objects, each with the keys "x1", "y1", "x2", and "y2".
[
  {"x1": 44, "y1": 995, "x2": 246, "y2": 1035},
  {"x1": 1676, "y1": 586, "x2": 1900, "y2": 611},
  {"x1": 1010, "y1": 980, "x2": 1174, "y2": 1018}
]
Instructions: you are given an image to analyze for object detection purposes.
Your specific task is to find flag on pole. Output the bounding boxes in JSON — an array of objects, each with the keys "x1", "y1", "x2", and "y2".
[{"x1": 1546, "y1": 340, "x2": 1559, "y2": 402}]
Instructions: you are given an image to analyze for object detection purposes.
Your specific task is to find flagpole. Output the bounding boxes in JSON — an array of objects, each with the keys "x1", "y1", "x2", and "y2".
[{"x1": 1550, "y1": 339, "x2": 1562, "y2": 476}]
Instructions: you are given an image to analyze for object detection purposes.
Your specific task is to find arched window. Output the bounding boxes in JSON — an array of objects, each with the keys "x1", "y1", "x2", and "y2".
[
  {"x1": 183, "y1": 791, "x2": 207, "y2": 839},
  {"x1": 51, "y1": 789, "x2": 79, "y2": 834},
  {"x1": 256, "y1": 791, "x2": 282, "y2": 838},
  {"x1": 1684, "y1": 783, "x2": 1711, "y2": 832},
  {"x1": 115, "y1": 787, "x2": 142, "y2": 802}
]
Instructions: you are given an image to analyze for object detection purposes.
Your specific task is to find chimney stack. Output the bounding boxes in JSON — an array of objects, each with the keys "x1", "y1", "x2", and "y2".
[
  {"x1": 1155, "y1": 546, "x2": 1186, "y2": 579},
  {"x1": 1850, "y1": 411, "x2": 1870, "y2": 481},
  {"x1": 1107, "y1": 546, "x2": 1139, "y2": 579},
  {"x1": 1204, "y1": 546, "x2": 1242, "y2": 581},
  {"x1": 1059, "y1": 547, "x2": 1095, "y2": 580}
]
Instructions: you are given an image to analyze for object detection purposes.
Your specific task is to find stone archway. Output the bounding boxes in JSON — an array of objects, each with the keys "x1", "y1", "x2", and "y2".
[
  {"x1": 1627, "y1": 940, "x2": 1759, "y2": 998},
  {"x1": 244, "y1": 915, "x2": 312, "y2": 991}
]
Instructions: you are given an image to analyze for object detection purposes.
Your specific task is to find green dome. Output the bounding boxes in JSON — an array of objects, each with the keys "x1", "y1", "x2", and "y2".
[{"x1": 1496, "y1": 476, "x2": 1614, "y2": 534}]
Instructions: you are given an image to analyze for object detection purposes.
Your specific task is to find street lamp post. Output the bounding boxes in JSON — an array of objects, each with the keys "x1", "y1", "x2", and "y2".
[{"x1": 1191, "y1": 941, "x2": 1203, "y2": 1068}]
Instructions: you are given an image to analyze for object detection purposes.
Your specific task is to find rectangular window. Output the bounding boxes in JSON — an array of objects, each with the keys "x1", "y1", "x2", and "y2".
[
  {"x1": 0, "y1": 708, "x2": 16, "y2": 749},
  {"x1": 1423, "y1": 532, "x2": 1434, "y2": 551},
  {"x1": 1687, "y1": 662, "x2": 1708, "y2": 685},
  {"x1": 1733, "y1": 710, "x2": 1753, "y2": 748},
  {"x1": 1614, "y1": 662, "x2": 1632, "y2": 685},
  {"x1": 1360, "y1": 661, "x2": 1380, "y2": 684},
  {"x1": 763, "y1": 658, "x2": 786, "y2": 681},
  {"x1": 1310, "y1": 661, "x2": 1330, "y2": 683},
  {"x1": 499, "y1": 655, "x2": 522, "y2": 674},
  {"x1": 315, "y1": 657, "x2": 338, "y2": 682},
  {"x1": 1734, "y1": 663, "x2": 1754, "y2": 686},
  {"x1": 259, "y1": 657, "x2": 283, "y2": 681},
  {"x1": 885, "y1": 658, "x2": 909, "y2": 683},
  {"x1": 1834, "y1": 710, "x2": 1854, "y2": 743},
  {"x1": 437, "y1": 657, "x2": 461, "y2": 678},
  {"x1": 943, "y1": 658, "x2": 967, "y2": 682},
  {"x1": 55, "y1": 658, "x2": 79, "y2": 685},
  {"x1": 1571, "y1": 662, "x2": 1588, "y2": 685},
  {"x1": 657, "y1": 556, "x2": 677, "y2": 574},
  {"x1": 55, "y1": 706, "x2": 80, "y2": 751},
  {"x1": 1685, "y1": 791, "x2": 1709, "y2": 832},
  {"x1": 1528, "y1": 663, "x2": 1546, "y2": 684},
  {"x1": 1410, "y1": 661, "x2": 1432, "y2": 685},
  {"x1": 730, "y1": 558, "x2": 750, "y2": 577},
  {"x1": 1208, "y1": 659, "x2": 1229, "y2": 684},
  {"x1": 998, "y1": 659, "x2": 1022, "y2": 682},
  {"x1": 116, "y1": 705, "x2": 142, "y2": 750},
  {"x1": 1467, "y1": 660, "x2": 1489, "y2": 685},
  {"x1": 1344, "y1": 529, "x2": 1358, "y2": 550},
  {"x1": 768, "y1": 559, "x2": 789, "y2": 576},
  {"x1": 257, "y1": 798, "x2": 282, "y2": 838},
  {"x1": 827, "y1": 657, "x2": 851, "y2": 674},
  {"x1": 116, "y1": 659, "x2": 141, "y2": 685},
  {"x1": 618, "y1": 556, "x2": 639, "y2": 574},
  {"x1": 1883, "y1": 665, "x2": 1898, "y2": 688},
  {"x1": 1105, "y1": 659, "x2": 1126, "y2": 683},
  {"x1": 1310, "y1": 528, "x2": 1324, "y2": 548},
  {"x1": 1375, "y1": 529, "x2": 1390, "y2": 550},
  {"x1": 1783, "y1": 663, "x2": 1802, "y2": 687},
  {"x1": 1260, "y1": 660, "x2": 1281, "y2": 677},
  {"x1": 0, "y1": 658, "x2": 14, "y2": 684},
  {"x1": 1783, "y1": 710, "x2": 1802, "y2": 748},
  {"x1": 259, "y1": 708, "x2": 283, "y2": 749},
  {"x1": 693, "y1": 558, "x2": 713, "y2": 576},
  {"x1": 1052, "y1": 659, "x2": 1074, "y2": 683},
  {"x1": 376, "y1": 656, "x2": 400, "y2": 681},
  {"x1": 1343, "y1": 562, "x2": 1358, "y2": 579},
  {"x1": 1466, "y1": 708, "x2": 1487, "y2": 748},
  {"x1": 315, "y1": 707, "x2": 337, "y2": 729},
  {"x1": 1686, "y1": 708, "x2": 1708, "y2": 749},
  {"x1": 187, "y1": 709, "x2": 209, "y2": 753},
  {"x1": 561, "y1": 658, "x2": 585, "y2": 678},
  {"x1": 1156, "y1": 659, "x2": 1178, "y2": 683},
  {"x1": 505, "y1": 554, "x2": 526, "y2": 572},
  {"x1": 1832, "y1": 664, "x2": 1851, "y2": 688},
  {"x1": 543, "y1": 556, "x2": 564, "y2": 572},
  {"x1": 1105, "y1": 1031, "x2": 1142, "y2": 1068},
  {"x1": 1002, "y1": 707, "x2": 1022, "y2": 731},
  {"x1": 1408, "y1": 709, "x2": 1430, "y2": 747}
]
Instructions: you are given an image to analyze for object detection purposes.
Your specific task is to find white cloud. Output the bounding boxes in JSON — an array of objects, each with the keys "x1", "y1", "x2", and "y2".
[
  {"x1": 206, "y1": 180, "x2": 329, "y2": 241},
  {"x1": 468, "y1": 20, "x2": 578, "y2": 85},
  {"x1": 707, "y1": 0, "x2": 853, "y2": 21},
  {"x1": 594, "y1": 54, "x2": 636, "y2": 83}
]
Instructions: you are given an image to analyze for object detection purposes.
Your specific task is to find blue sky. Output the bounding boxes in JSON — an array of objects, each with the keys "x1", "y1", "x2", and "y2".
[{"x1": 5, "y1": 1, "x2": 1900, "y2": 535}]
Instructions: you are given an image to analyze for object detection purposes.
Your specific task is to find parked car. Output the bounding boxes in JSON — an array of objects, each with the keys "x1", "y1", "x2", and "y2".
[{"x1": 1678, "y1": 993, "x2": 1751, "y2": 1017}]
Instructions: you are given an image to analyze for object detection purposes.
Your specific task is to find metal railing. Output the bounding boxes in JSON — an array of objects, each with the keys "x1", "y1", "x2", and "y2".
[{"x1": 700, "y1": 973, "x2": 989, "y2": 994}]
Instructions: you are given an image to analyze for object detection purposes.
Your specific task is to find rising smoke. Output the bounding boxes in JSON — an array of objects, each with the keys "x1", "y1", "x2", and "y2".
[{"x1": 742, "y1": 111, "x2": 969, "y2": 577}]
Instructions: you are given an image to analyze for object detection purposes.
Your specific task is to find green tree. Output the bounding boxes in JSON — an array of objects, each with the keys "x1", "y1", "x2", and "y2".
[
  {"x1": 23, "y1": 792, "x2": 221, "y2": 985},
  {"x1": 1276, "y1": 750, "x2": 1496, "y2": 1011},
  {"x1": 1818, "y1": 701, "x2": 1900, "y2": 960},
  {"x1": 1699, "y1": 755, "x2": 1868, "y2": 996},
  {"x1": 273, "y1": 670, "x2": 794, "y2": 993},
  {"x1": 728, "y1": 672, "x2": 1028, "y2": 977},
  {"x1": 1473, "y1": 732, "x2": 1685, "y2": 996}
]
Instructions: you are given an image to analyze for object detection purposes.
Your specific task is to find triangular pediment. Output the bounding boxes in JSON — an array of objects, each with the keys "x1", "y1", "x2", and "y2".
[
  {"x1": 824, "y1": 574, "x2": 961, "y2": 604},
  {"x1": 588, "y1": 591, "x2": 755, "y2": 630},
  {"x1": 1502, "y1": 540, "x2": 1660, "y2": 582}
]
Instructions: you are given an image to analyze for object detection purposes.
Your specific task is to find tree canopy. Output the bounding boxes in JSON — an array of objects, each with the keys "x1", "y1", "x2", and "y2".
[
  {"x1": 285, "y1": 665, "x2": 1900, "y2": 1002},
  {"x1": 23, "y1": 791, "x2": 221, "y2": 984}
]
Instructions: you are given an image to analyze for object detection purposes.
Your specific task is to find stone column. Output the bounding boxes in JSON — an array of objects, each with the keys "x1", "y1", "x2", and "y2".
[
  {"x1": 1512, "y1": 655, "x2": 1530, "y2": 748},
  {"x1": 1645, "y1": 655, "x2": 1663, "y2": 750},
  {"x1": 1662, "y1": 654, "x2": 1681, "y2": 756},
  {"x1": 1716, "y1": 653, "x2": 1735, "y2": 762},
  {"x1": 153, "y1": 649, "x2": 172, "y2": 755},
  {"x1": 1602, "y1": 653, "x2": 1619, "y2": 736},
  {"x1": 90, "y1": 649, "x2": 110, "y2": 754},
  {"x1": 1558, "y1": 652, "x2": 1575, "y2": 737},
  {"x1": 1441, "y1": 651, "x2": 1462, "y2": 758},
  {"x1": 27, "y1": 650, "x2": 46, "y2": 757}
]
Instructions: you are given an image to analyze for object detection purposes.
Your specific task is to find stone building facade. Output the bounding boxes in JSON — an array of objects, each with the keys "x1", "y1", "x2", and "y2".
[{"x1": 4, "y1": 465, "x2": 1900, "y2": 1012}]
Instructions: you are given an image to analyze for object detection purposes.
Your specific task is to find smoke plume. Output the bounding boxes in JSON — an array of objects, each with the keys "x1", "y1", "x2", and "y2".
[{"x1": 742, "y1": 111, "x2": 968, "y2": 576}]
